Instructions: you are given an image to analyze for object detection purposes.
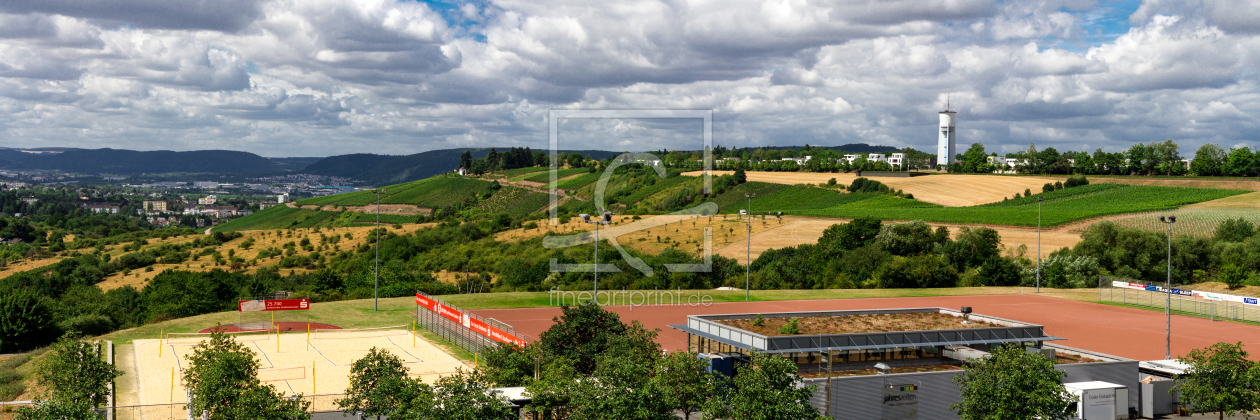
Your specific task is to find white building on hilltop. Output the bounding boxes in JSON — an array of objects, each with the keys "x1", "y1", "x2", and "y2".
[{"x1": 938, "y1": 105, "x2": 957, "y2": 168}]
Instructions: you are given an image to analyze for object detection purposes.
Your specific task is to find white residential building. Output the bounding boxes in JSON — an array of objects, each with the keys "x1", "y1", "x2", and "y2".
[
  {"x1": 888, "y1": 153, "x2": 905, "y2": 167},
  {"x1": 198, "y1": 195, "x2": 217, "y2": 205}
]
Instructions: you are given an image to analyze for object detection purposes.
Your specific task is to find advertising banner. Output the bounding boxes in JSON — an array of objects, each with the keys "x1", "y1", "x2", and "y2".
[
  {"x1": 237, "y1": 299, "x2": 309, "y2": 312},
  {"x1": 417, "y1": 293, "x2": 527, "y2": 347},
  {"x1": 1111, "y1": 281, "x2": 1259, "y2": 306}
]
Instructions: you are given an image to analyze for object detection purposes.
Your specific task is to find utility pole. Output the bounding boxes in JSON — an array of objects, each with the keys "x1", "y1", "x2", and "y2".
[
  {"x1": 1159, "y1": 215, "x2": 1177, "y2": 360},
  {"x1": 1036, "y1": 196, "x2": 1043, "y2": 293},
  {"x1": 373, "y1": 188, "x2": 385, "y2": 311},
  {"x1": 745, "y1": 193, "x2": 755, "y2": 301}
]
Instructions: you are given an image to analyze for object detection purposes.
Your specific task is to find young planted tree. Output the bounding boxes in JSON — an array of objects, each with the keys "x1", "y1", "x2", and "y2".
[
  {"x1": 33, "y1": 337, "x2": 123, "y2": 407},
  {"x1": 1173, "y1": 342, "x2": 1260, "y2": 420},
  {"x1": 337, "y1": 347, "x2": 414, "y2": 419},
  {"x1": 183, "y1": 328, "x2": 310, "y2": 419},
  {"x1": 951, "y1": 344, "x2": 1075, "y2": 420},
  {"x1": 704, "y1": 351, "x2": 824, "y2": 420}
]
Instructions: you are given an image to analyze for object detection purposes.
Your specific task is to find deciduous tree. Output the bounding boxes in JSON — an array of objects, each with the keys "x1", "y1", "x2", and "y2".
[
  {"x1": 704, "y1": 351, "x2": 824, "y2": 420},
  {"x1": 951, "y1": 344, "x2": 1075, "y2": 420},
  {"x1": 183, "y1": 327, "x2": 310, "y2": 419},
  {"x1": 34, "y1": 337, "x2": 122, "y2": 408},
  {"x1": 1173, "y1": 342, "x2": 1260, "y2": 420},
  {"x1": 337, "y1": 347, "x2": 413, "y2": 419}
]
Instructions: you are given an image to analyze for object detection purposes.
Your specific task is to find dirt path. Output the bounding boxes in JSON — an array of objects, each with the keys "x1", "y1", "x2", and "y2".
[
  {"x1": 682, "y1": 171, "x2": 1059, "y2": 207},
  {"x1": 471, "y1": 293, "x2": 1260, "y2": 361}
]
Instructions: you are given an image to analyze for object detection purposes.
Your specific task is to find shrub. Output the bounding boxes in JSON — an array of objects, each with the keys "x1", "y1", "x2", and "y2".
[
  {"x1": 1215, "y1": 218, "x2": 1256, "y2": 243},
  {"x1": 1219, "y1": 264, "x2": 1249, "y2": 290},
  {"x1": 753, "y1": 313, "x2": 764, "y2": 326},
  {"x1": 779, "y1": 318, "x2": 799, "y2": 335}
]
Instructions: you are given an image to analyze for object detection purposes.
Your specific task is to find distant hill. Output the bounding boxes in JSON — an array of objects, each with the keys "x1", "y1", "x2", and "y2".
[
  {"x1": 301, "y1": 148, "x2": 620, "y2": 186},
  {"x1": 0, "y1": 148, "x2": 314, "y2": 174}
]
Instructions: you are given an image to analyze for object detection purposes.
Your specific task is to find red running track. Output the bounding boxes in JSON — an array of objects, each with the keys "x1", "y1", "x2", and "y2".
[
  {"x1": 471, "y1": 294, "x2": 1260, "y2": 361},
  {"x1": 197, "y1": 322, "x2": 342, "y2": 334}
]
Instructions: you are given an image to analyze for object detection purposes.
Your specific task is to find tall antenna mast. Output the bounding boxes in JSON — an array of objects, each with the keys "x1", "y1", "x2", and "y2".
[{"x1": 946, "y1": 85, "x2": 951, "y2": 111}]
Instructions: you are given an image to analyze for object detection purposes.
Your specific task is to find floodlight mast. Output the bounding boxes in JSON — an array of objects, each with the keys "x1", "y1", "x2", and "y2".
[
  {"x1": 583, "y1": 211, "x2": 612, "y2": 303},
  {"x1": 1159, "y1": 215, "x2": 1177, "y2": 360},
  {"x1": 373, "y1": 188, "x2": 386, "y2": 311},
  {"x1": 1036, "y1": 196, "x2": 1043, "y2": 293},
  {"x1": 745, "y1": 193, "x2": 755, "y2": 301}
]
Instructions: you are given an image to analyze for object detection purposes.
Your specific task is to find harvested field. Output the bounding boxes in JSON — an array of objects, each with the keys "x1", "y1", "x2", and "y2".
[
  {"x1": 1091, "y1": 177, "x2": 1260, "y2": 191},
  {"x1": 718, "y1": 312, "x2": 997, "y2": 336},
  {"x1": 1183, "y1": 191, "x2": 1260, "y2": 209},
  {"x1": 683, "y1": 171, "x2": 1059, "y2": 206},
  {"x1": 713, "y1": 216, "x2": 1081, "y2": 264},
  {"x1": 131, "y1": 328, "x2": 466, "y2": 407}
]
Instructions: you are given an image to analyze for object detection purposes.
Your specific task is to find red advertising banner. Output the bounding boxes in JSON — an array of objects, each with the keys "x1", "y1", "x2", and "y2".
[
  {"x1": 417, "y1": 293, "x2": 527, "y2": 347},
  {"x1": 238, "y1": 299, "x2": 310, "y2": 312}
]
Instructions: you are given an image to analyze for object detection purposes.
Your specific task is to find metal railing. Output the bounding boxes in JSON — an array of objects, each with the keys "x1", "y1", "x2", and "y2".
[
  {"x1": 1099, "y1": 276, "x2": 1260, "y2": 323},
  {"x1": 414, "y1": 291, "x2": 529, "y2": 355}
]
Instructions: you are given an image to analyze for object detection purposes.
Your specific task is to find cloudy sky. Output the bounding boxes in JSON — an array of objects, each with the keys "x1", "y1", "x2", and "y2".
[{"x1": 0, "y1": 0, "x2": 1257, "y2": 157}]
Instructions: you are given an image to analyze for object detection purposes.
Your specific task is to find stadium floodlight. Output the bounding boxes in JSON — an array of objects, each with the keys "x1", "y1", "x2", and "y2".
[
  {"x1": 584, "y1": 210, "x2": 611, "y2": 301},
  {"x1": 372, "y1": 188, "x2": 386, "y2": 311},
  {"x1": 1159, "y1": 215, "x2": 1177, "y2": 360},
  {"x1": 745, "y1": 193, "x2": 755, "y2": 301},
  {"x1": 1036, "y1": 196, "x2": 1043, "y2": 293}
]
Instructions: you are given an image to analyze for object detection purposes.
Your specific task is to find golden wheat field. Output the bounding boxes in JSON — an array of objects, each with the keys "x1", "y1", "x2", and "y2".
[{"x1": 682, "y1": 171, "x2": 1061, "y2": 207}]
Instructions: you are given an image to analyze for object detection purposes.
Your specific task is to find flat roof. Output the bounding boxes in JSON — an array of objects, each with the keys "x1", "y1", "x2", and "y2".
[{"x1": 671, "y1": 307, "x2": 1063, "y2": 354}]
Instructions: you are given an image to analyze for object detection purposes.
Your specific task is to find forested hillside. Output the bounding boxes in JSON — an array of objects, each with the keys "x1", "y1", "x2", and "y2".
[{"x1": 0, "y1": 148, "x2": 309, "y2": 173}]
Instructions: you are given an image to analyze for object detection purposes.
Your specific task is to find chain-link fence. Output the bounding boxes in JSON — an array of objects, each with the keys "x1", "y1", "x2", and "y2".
[
  {"x1": 414, "y1": 291, "x2": 528, "y2": 355},
  {"x1": 1098, "y1": 276, "x2": 1260, "y2": 323},
  {"x1": 94, "y1": 394, "x2": 347, "y2": 420}
]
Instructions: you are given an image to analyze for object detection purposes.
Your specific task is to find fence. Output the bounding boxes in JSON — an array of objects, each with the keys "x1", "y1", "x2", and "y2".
[
  {"x1": 1, "y1": 394, "x2": 351, "y2": 420},
  {"x1": 414, "y1": 291, "x2": 529, "y2": 355},
  {"x1": 1098, "y1": 276, "x2": 1260, "y2": 323}
]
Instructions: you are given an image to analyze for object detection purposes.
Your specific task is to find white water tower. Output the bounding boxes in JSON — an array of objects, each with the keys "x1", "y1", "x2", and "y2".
[{"x1": 937, "y1": 105, "x2": 957, "y2": 168}]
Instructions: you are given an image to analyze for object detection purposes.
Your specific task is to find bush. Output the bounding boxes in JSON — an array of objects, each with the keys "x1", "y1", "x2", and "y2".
[
  {"x1": 1042, "y1": 183, "x2": 1055, "y2": 193},
  {"x1": 1064, "y1": 176, "x2": 1089, "y2": 188},
  {"x1": 1219, "y1": 264, "x2": 1249, "y2": 290},
  {"x1": 56, "y1": 314, "x2": 116, "y2": 337},
  {"x1": 1215, "y1": 218, "x2": 1256, "y2": 243},
  {"x1": 779, "y1": 318, "x2": 799, "y2": 335}
]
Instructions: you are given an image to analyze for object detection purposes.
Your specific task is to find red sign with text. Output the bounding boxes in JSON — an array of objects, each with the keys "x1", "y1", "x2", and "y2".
[
  {"x1": 238, "y1": 299, "x2": 309, "y2": 312},
  {"x1": 417, "y1": 293, "x2": 526, "y2": 347}
]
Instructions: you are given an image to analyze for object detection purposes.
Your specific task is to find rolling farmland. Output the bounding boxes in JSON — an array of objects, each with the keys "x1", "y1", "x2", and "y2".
[
  {"x1": 379, "y1": 177, "x2": 493, "y2": 207},
  {"x1": 524, "y1": 168, "x2": 588, "y2": 183},
  {"x1": 474, "y1": 185, "x2": 550, "y2": 216},
  {"x1": 702, "y1": 183, "x2": 1246, "y2": 227}
]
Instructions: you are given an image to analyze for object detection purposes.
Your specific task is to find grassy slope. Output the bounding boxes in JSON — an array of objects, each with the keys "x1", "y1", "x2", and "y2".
[{"x1": 525, "y1": 168, "x2": 587, "y2": 183}]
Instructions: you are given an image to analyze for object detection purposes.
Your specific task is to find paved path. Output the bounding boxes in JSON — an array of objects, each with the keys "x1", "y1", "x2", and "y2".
[{"x1": 471, "y1": 294, "x2": 1260, "y2": 361}]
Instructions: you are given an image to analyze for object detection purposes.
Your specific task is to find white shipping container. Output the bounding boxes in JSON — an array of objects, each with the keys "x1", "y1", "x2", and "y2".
[{"x1": 1064, "y1": 381, "x2": 1128, "y2": 420}]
